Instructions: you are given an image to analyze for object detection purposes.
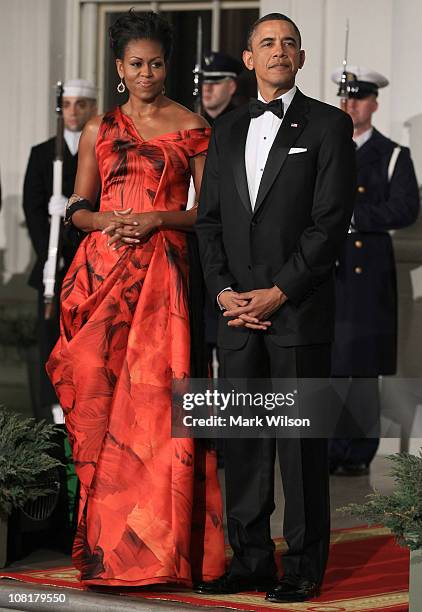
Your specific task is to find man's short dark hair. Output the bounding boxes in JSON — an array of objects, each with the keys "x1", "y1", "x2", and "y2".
[{"x1": 247, "y1": 13, "x2": 302, "y2": 50}]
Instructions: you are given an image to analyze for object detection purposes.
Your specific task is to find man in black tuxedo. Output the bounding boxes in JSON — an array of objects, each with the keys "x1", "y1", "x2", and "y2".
[
  {"x1": 23, "y1": 79, "x2": 97, "y2": 422},
  {"x1": 195, "y1": 13, "x2": 356, "y2": 603}
]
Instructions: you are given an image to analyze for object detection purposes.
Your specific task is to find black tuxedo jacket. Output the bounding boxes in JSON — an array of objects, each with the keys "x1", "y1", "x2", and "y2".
[
  {"x1": 23, "y1": 137, "x2": 79, "y2": 289},
  {"x1": 196, "y1": 89, "x2": 356, "y2": 349}
]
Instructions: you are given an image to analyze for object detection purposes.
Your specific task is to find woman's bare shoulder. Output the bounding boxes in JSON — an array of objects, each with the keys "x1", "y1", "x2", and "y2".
[
  {"x1": 167, "y1": 101, "x2": 210, "y2": 130},
  {"x1": 83, "y1": 113, "x2": 105, "y2": 137}
]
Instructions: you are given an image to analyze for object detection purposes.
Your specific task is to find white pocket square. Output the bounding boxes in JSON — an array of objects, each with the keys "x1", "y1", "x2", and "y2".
[{"x1": 288, "y1": 147, "x2": 307, "y2": 154}]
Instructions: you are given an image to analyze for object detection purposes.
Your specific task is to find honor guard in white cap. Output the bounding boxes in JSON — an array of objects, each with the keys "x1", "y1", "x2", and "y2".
[
  {"x1": 23, "y1": 78, "x2": 97, "y2": 422},
  {"x1": 62, "y1": 79, "x2": 98, "y2": 161},
  {"x1": 331, "y1": 65, "x2": 389, "y2": 99},
  {"x1": 329, "y1": 66, "x2": 420, "y2": 476},
  {"x1": 202, "y1": 51, "x2": 243, "y2": 125},
  {"x1": 63, "y1": 78, "x2": 97, "y2": 100}
]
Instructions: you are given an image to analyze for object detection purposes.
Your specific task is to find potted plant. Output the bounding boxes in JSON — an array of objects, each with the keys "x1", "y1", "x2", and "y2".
[
  {"x1": 0, "y1": 308, "x2": 39, "y2": 416},
  {"x1": 0, "y1": 406, "x2": 63, "y2": 567},
  {"x1": 340, "y1": 450, "x2": 422, "y2": 611}
]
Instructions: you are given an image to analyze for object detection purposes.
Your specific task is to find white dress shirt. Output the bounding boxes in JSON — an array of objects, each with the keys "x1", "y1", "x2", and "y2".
[
  {"x1": 64, "y1": 128, "x2": 82, "y2": 156},
  {"x1": 353, "y1": 127, "x2": 373, "y2": 150},
  {"x1": 245, "y1": 86, "x2": 297, "y2": 209}
]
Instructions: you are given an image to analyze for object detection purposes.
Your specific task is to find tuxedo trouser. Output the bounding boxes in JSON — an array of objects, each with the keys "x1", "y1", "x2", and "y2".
[{"x1": 219, "y1": 334, "x2": 331, "y2": 584}]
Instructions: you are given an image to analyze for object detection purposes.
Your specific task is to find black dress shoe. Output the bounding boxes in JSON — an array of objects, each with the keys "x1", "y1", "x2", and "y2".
[
  {"x1": 265, "y1": 575, "x2": 320, "y2": 602},
  {"x1": 333, "y1": 462, "x2": 369, "y2": 476},
  {"x1": 194, "y1": 572, "x2": 277, "y2": 595}
]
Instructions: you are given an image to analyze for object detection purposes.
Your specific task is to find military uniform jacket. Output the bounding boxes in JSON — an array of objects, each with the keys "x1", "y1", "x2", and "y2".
[
  {"x1": 23, "y1": 137, "x2": 79, "y2": 290},
  {"x1": 332, "y1": 128, "x2": 420, "y2": 376},
  {"x1": 203, "y1": 101, "x2": 235, "y2": 128}
]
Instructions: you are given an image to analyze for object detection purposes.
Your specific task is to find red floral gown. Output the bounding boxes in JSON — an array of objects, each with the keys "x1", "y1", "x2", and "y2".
[{"x1": 47, "y1": 107, "x2": 225, "y2": 587}]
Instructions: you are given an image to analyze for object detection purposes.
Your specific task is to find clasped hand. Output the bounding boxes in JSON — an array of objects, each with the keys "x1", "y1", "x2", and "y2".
[
  {"x1": 219, "y1": 287, "x2": 287, "y2": 330},
  {"x1": 94, "y1": 208, "x2": 160, "y2": 249}
]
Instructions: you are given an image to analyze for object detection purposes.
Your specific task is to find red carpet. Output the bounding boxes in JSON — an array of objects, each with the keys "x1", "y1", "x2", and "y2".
[{"x1": 0, "y1": 526, "x2": 409, "y2": 611}]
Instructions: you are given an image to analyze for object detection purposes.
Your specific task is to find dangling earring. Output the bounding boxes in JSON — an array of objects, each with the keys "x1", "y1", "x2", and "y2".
[
  {"x1": 162, "y1": 85, "x2": 166, "y2": 95},
  {"x1": 117, "y1": 78, "x2": 126, "y2": 93}
]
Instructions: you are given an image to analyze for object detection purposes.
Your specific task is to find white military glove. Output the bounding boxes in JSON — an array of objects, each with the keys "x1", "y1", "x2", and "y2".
[
  {"x1": 48, "y1": 194, "x2": 67, "y2": 217},
  {"x1": 43, "y1": 257, "x2": 53, "y2": 285}
]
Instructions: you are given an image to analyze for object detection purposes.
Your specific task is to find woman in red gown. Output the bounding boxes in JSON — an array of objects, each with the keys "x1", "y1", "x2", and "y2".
[{"x1": 46, "y1": 10, "x2": 225, "y2": 587}]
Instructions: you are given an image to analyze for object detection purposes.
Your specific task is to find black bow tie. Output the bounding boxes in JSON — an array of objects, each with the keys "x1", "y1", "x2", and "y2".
[{"x1": 249, "y1": 98, "x2": 284, "y2": 119}]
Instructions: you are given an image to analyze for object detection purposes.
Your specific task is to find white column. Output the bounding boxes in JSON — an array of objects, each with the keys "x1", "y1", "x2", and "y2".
[
  {"x1": 260, "y1": 0, "x2": 292, "y2": 17},
  {"x1": 80, "y1": 2, "x2": 98, "y2": 84},
  {"x1": 49, "y1": 0, "x2": 68, "y2": 133},
  {"x1": 0, "y1": 0, "x2": 51, "y2": 281},
  {"x1": 288, "y1": 0, "x2": 327, "y2": 101},
  {"x1": 212, "y1": 0, "x2": 220, "y2": 51},
  {"x1": 65, "y1": 0, "x2": 80, "y2": 81},
  {"x1": 389, "y1": 0, "x2": 422, "y2": 179}
]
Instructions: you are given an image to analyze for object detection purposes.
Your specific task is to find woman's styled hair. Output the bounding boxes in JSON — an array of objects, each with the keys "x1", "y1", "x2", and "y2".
[{"x1": 109, "y1": 10, "x2": 173, "y2": 61}]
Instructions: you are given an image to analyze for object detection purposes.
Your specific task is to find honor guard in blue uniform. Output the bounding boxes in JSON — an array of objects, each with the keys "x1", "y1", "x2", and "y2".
[
  {"x1": 201, "y1": 52, "x2": 244, "y2": 372},
  {"x1": 329, "y1": 66, "x2": 420, "y2": 475},
  {"x1": 202, "y1": 51, "x2": 243, "y2": 127}
]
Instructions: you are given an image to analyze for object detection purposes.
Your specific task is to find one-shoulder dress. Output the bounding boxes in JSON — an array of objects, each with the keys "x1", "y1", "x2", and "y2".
[{"x1": 46, "y1": 107, "x2": 225, "y2": 587}]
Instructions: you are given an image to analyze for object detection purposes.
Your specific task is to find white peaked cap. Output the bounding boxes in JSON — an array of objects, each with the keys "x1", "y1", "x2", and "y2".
[
  {"x1": 331, "y1": 66, "x2": 389, "y2": 88},
  {"x1": 63, "y1": 79, "x2": 97, "y2": 99}
]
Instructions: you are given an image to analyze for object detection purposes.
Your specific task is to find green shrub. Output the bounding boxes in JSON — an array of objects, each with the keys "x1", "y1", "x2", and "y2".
[
  {"x1": 0, "y1": 406, "x2": 63, "y2": 519},
  {"x1": 340, "y1": 451, "x2": 422, "y2": 550}
]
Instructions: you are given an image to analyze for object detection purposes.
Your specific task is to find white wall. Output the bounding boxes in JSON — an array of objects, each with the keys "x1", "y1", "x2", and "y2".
[
  {"x1": 261, "y1": 0, "x2": 422, "y2": 181},
  {"x1": 0, "y1": 0, "x2": 68, "y2": 284},
  {"x1": 0, "y1": 0, "x2": 51, "y2": 282},
  {"x1": 390, "y1": 0, "x2": 422, "y2": 148}
]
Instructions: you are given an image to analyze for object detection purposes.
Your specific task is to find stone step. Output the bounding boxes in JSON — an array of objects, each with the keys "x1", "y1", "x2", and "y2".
[{"x1": 0, "y1": 580, "x2": 218, "y2": 612}]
